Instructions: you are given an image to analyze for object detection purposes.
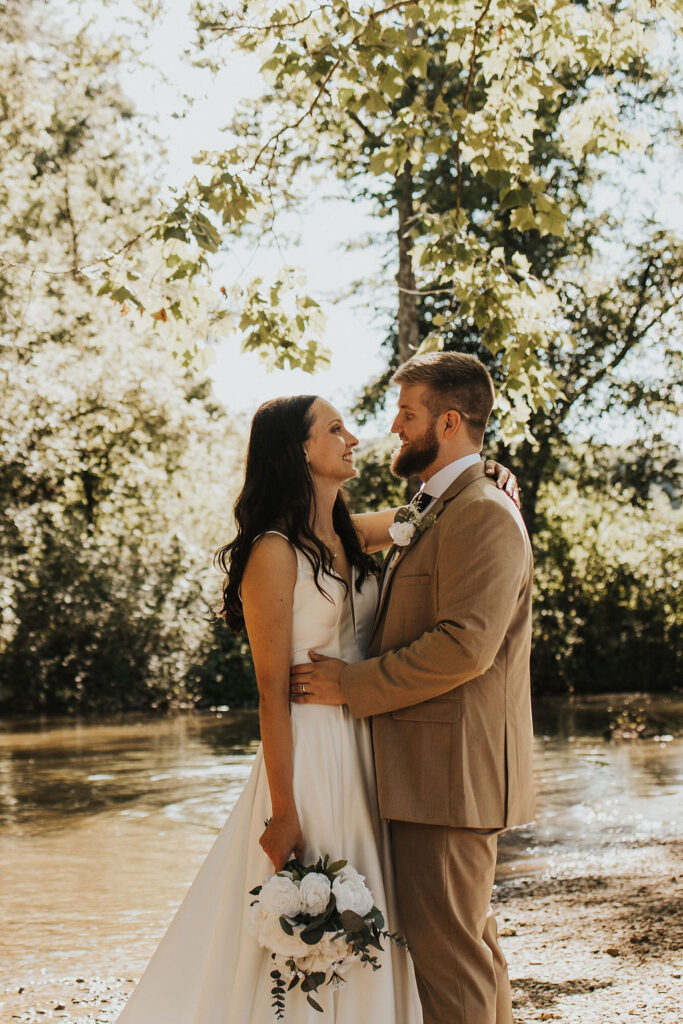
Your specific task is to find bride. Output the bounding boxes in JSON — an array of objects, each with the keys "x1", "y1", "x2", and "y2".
[{"x1": 115, "y1": 394, "x2": 511, "y2": 1023}]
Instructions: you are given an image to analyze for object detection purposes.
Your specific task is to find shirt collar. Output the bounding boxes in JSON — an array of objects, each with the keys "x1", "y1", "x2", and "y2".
[{"x1": 420, "y1": 452, "x2": 481, "y2": 501}]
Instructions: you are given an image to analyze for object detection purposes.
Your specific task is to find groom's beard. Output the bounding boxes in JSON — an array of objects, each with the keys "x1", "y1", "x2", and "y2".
[{"x1": 391, "y1": 421, "x2": 440, "y2": 479}]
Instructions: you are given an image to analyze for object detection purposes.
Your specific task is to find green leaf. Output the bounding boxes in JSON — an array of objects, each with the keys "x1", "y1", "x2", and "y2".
[
  {"x1": 417, "y1": 331, "x2": 444, "y2": 355},
  {"x1": 109, "y1": 285, "x2": 142, "y2": 309},
  {"x1": 162, "y1": 224, "x2": 188, "y2": 243},
  {"x1": 368, "y1": 150, "x2": 393, "y2": 176},
  {"x1": 500, "y1": 188, "x2": 532, "y2": 212},
  {"x1": 368, "y1": 907, "x2": 385, "y2": 930},
  {"x1": 279, "y1": 916, "x2": 294, "y2": 936},
  {"x1": 510, "y1": 207, "x2": 537, "y2": 233},
  {"x1": 189, "y1": 211, "x2": 221, "y2": 253},
  {"x1": 326, "y1": 859, "x2": 347, "y2": 875},
  {"x1": 340, "y1": 909, "x2": 365, "y2": 932},
  {"x1": 300, "y1": 924, "x2": 325, "y2": 944}
]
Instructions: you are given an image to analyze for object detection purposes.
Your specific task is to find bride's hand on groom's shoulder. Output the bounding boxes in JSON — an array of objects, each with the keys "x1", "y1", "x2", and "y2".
[
  {"x1": 260, "y1": 811, "x2": 304, "y2": 872},
  {"x1": 485, "y1": 459, "x2": 521, "y2": 509},
  {"x1": 290, "y1": 652, "x2": 347, "y2": 706}
]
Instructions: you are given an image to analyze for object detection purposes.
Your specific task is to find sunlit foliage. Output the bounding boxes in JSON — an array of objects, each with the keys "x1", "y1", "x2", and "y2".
[
  {"x1": 171, "y1": 0, "x2": 682, "y2": 440},
  {"x1": 0, "y1": 0, "x2": 247, "y2": 713}
]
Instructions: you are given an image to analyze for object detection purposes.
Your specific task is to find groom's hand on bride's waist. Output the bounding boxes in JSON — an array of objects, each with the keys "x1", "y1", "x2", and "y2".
[{"x1": 290, "y1": 651, "x2": 347, "y2": 705}]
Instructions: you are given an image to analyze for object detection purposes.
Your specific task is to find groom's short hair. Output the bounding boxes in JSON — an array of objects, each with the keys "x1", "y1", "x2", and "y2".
[{"x1": 392, "y1": 352, "x2": 495, "y2": 444}]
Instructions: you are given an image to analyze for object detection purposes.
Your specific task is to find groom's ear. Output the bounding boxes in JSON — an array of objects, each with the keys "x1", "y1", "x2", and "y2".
[{"x1": 441, "y1": 409, "x2": 462, "y2": 437}]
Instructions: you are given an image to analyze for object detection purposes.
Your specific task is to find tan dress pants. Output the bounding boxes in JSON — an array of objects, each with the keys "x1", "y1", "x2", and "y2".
[{"x1": 391, "y1": 821, "x2": 513, "y2": 1024}]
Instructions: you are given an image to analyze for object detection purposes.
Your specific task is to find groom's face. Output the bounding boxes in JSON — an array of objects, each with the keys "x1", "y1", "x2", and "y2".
[{"x1": 390, "y1": 384, "x2": 441, "y2": 479}]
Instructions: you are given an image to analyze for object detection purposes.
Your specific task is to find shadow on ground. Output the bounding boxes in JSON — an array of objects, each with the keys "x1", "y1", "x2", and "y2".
[{"x1": 513, "y1": 976, "x2": 614, "y2": 1011}]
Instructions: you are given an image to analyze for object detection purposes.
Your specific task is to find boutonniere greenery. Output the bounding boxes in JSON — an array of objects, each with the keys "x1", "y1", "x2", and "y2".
[{"x1": 388, "y1": 499, "x2": 441, "y2": 548}]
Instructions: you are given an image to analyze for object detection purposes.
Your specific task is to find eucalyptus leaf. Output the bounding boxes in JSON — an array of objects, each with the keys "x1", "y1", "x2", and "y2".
[
  {"x1": 340, "y1": 910, "x2": 366, "y2": 932},
  {"x1": 326, "y1": 859, "x2": 347, "y2": 875},
  {"x1": 300, "y1": 925, "x2": 325, "y2": 945}
]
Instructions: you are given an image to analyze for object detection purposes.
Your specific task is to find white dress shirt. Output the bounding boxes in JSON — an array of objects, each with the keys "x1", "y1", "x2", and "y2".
[{"x1": 418, "y1": 452, "x2": 482, "y2": 513}]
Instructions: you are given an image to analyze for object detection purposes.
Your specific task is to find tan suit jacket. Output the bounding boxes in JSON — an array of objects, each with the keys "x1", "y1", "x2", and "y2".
[{"x1": 341, "y1": 462, "x2": 535, "y2": 829}]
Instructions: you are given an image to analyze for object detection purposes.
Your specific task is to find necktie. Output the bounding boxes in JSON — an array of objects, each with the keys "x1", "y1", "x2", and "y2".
[
  {"x1": 382, "y1": 488, "x2": 434, "y2": 592},
  {"x1": 411, "y1": 490, "x2": 433, "y2": 514}
]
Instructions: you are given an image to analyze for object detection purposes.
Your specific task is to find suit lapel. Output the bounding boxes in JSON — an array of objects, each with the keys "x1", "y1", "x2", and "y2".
[{"x1": 369, "y1": 462, "x2": 486, "y2": 640}]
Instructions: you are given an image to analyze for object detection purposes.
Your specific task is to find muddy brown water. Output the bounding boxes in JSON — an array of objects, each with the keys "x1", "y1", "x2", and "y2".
[{"x1": 1, "y1": 695, "x2": 681, "y2": 1005}]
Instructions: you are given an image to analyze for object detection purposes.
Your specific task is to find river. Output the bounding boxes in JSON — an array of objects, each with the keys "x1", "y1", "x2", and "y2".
[{"x1": 0, "y1": 694, "x2": 681, "y2": 1021}]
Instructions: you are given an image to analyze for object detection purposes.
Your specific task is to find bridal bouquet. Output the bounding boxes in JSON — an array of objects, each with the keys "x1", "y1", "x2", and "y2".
[{"x1": 248, "y1": 855, "x2": 407, "y2": 1018}]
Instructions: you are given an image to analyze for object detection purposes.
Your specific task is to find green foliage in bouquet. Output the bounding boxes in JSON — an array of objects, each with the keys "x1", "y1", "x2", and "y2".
[{"x1": 249, "y1": 855, "x2": 409, "y2": 1017}]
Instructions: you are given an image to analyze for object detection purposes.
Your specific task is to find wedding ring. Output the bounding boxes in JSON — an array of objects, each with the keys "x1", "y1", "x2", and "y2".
[{"x1": 301, "y1": 684, "x2": 307, "y2": 695}]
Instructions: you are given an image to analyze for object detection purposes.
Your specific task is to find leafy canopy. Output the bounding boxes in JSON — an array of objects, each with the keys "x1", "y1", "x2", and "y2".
[{"x1": 154, "y1": 0, "x2": 681, "y2": 438}]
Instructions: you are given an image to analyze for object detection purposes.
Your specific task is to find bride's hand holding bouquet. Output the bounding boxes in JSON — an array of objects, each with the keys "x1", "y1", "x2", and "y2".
[{"x1": 260, "y1": 811, "x2": 305, "y2": 872}]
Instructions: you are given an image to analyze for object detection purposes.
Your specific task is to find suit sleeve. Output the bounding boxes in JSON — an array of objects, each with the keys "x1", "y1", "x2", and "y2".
[{"x1": 340, "y1": 497, "x2": 530, "y2": 718}]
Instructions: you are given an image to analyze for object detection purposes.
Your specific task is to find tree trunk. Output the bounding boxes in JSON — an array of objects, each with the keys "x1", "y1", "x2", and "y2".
[
  {"x1": 521, "y1": 433, "x2": 553, "y2": 546},
  {"x1": 396, "y1": 163, "x2": 419, "y2": 365}
]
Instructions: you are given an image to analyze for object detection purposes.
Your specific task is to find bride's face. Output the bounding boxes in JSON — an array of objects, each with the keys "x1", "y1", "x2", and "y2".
[{"x1": 305, "y1": 399, "x2": 359, "y2": 484}]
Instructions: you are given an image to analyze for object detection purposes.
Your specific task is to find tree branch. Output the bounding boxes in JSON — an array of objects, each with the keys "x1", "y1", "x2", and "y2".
[
  {"x1": 250, "y1": 58, "x2": 341, "y2": 171},
  {"x1": 397, "y1": 284, "x2": 453, "y2": 295},
  {"x1": 205, "y1": 5, "x2": 328, "y2": 38},
  {"x1": 455, "y1": 0, "x2": 493, "y2": 224},
  {"x1": 556, "y1": 257, "x2": 658, "y2": 420},
  {"x1": 61, "y1": 177, "x2": 83, "y2": 282},
  {"x1": 249, "y1": 0, "x2": 420, "y2": 171},
  {"x1": 347, "y1": 109, "x2": 384, "y2": 147}
]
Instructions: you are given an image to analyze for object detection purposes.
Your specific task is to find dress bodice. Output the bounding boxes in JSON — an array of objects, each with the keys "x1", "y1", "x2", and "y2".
[{"x1": 269, "y1": 534, "x2": 379, "y2": 666}]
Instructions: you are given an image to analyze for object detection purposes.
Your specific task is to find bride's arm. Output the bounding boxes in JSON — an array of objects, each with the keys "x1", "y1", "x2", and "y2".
[
  {"x1": 241, "y1": 534, "x2": 304, "y2": 871},
  {"x1": 352, "y1": 460, "x2": 520, "y2": 554},
  {"x1": 353, "y1": 507, "x2": 400, "y2": 554}
]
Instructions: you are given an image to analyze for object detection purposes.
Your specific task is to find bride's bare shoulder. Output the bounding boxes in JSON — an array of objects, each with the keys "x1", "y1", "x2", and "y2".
[
  {"x1": 242, "y1": 533, "x2": 297, "y2": 626},
  {"x1": 245, "y1": 531, "x2": 298, "y2": 580}
]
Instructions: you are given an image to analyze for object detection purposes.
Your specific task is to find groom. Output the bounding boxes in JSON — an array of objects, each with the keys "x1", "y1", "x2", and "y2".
[{"x1": 291, "y1": 352, "x2": 534, "y2": 1024}]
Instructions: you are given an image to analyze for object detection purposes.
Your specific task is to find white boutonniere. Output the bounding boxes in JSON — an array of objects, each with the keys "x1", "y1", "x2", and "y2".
[
  {"x1": 388, "y1": 498, "x2": 440, "y2": 548},
  {"x1": 388, "y1": 519, "x2": 416, "y2": 546}
]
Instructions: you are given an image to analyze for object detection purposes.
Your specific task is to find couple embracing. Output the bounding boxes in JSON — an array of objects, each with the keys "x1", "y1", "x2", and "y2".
[{"x1": 116, "y1": 352, "x2": 534, "y2": 1024}]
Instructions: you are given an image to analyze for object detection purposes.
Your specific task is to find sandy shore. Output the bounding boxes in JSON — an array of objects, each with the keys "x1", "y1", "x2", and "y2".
[
  {"x1": 500, "y1": 837, "x2": 682, "y2": 1023},
  {"x1": 4, "y1": 835, "x2": 680, "y2": 1024}
]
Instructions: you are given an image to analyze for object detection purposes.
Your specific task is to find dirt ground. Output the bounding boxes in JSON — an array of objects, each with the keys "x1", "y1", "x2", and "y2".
[
  {"x1": 4, "y1": 837, "x2": 681, "y2": 1024},
  {"x1": 499, "y1": 837, "x2": 682, "y2": 1024}
]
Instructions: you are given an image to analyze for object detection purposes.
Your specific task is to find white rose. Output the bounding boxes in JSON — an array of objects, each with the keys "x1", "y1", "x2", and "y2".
[
  {"x1": 250, "y1": 904, "x2": 308, "y2": 957},
  {"x1": 388, "y1": 521, "x2": 415, "y2": 546},
  {"x1": 332, "y1": 872, "x2": 374, "y2": 917},
  {"x1": 258, "y1": 872, "x2": 302, "y2": 918},
  {"x1": 297, "y1": 933, "x2": 349, "y2": 973},
  {"x1": 334, "y1": 865, "x2": 364, "y2": 885},
  {"x1": 299, "y1": 872, "x2": 332, "y2": 917}
]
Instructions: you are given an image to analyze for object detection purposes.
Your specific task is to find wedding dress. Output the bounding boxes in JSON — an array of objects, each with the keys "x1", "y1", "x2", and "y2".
[{"x1": 116, "y1": 535, "x2": 422, "y2": 1023}]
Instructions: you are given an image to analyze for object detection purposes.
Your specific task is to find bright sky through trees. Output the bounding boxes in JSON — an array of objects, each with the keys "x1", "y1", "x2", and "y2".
[
  {"x1": 86, "y1": 0, "x2": 394, "y2": 432},
  {"x1": 68, "y1": 0, "x2": 681, "y2": 438}
]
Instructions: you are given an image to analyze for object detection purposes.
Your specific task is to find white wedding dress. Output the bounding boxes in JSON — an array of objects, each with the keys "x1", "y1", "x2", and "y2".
[{"x1": 116, "y1": 536, "x2": 422, "y2": 1024}]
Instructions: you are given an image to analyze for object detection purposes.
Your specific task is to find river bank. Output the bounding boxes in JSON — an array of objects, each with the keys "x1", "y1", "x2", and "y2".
[
  {"x1": 1, "y1": 697, "x2": 681, "y2": 1023},
  {"x1": 4, "y1": 832, "x2": 680, "y2": 1024}
]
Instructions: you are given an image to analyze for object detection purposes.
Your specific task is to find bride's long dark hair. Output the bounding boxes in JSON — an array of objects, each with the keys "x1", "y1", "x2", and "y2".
[{"x1": 215, "y1": 395, "x2": 379, "y2": 633}]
